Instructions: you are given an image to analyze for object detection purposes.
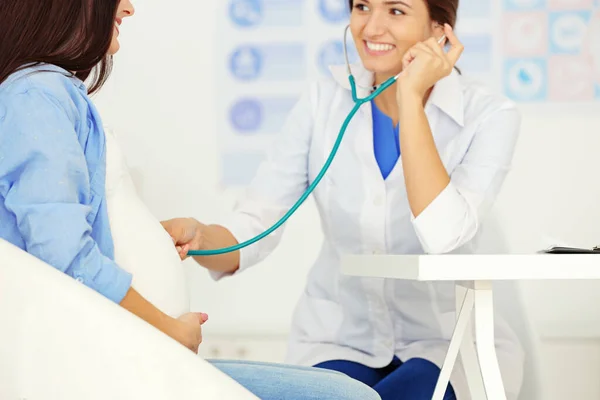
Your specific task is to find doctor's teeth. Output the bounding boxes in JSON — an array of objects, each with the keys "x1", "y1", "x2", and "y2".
[{"x1": 367, "y1": 42, "x2": 395, "y2": 52}]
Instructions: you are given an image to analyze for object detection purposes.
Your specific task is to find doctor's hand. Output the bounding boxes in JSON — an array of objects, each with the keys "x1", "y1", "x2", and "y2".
[
  {"x1": 397, "y1": 23, "x2": 464, "y2": 100},
  {"x1": 161, "y1": 217, "x2": 205, "y2": 260}
]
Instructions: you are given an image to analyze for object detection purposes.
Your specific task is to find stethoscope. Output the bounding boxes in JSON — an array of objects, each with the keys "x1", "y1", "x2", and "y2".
[{"x1": 187, "y1": 27, "x2": 446, "y2": 256}]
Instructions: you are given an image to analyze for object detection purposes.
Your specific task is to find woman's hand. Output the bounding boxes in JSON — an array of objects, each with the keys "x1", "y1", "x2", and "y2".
[
  {"x1": 397, "y1": 23, "x2": 464, "y2": 100},
  {"x1": 161, "y1": 218, "x2": 205, "y2": 260},
  {"x1": 168, "y1": 312, "x2": 208, "y2": 353},
  {"x1": 119, "y1": 287, "x2": 208, "y2": 353}
]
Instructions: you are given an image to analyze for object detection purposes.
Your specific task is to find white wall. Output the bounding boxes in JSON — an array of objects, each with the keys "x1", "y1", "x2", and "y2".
[
  {"x1": 495, "y1": 104, "x2": 600, "y2": 338},
  {"x1": 93, "y1": 0, "x2": 600, "y2": 395}
]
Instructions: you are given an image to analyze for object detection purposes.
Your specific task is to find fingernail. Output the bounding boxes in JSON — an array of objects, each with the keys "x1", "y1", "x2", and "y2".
[{"x1": 201, "y1": 313, "x2": 209, "y2": 321}]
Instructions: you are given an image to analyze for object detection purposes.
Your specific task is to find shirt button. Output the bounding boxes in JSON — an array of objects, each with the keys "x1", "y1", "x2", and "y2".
[{"x1": 75, "y1": 277, "x2": 84, "y2": 283}]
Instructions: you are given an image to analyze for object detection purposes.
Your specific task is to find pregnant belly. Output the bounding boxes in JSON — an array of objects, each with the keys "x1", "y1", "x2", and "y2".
[{"x1": 104, "y1": 132, "x2": 189, "y2": 318}]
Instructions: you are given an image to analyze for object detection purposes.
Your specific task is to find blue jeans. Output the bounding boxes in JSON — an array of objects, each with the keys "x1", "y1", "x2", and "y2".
[
  {"x1": 314, "y1": 357, "x2": 456, "y2": 400},
  {"x1": 209, "y1": 359, "x2": 381, "y2": 400}
]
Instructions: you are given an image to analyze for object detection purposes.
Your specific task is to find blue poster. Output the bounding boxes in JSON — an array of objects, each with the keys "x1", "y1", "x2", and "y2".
[
  {"x1": 229, "y1": 0, "x2": 304, "y2": 28},
  {"x1": 229, "y1": 0, "x2": 263, "y2": 27},
  {"x1": 318, "y1": 0, "x2": 350, "y2": 23},
  {"x1": 504, "y1": 0, "x2": 545, "y2": 11},
  {"x1": 504, "y1": 58, "x2": 548, "y2": 101},
  {"x1": 229, "y1": 46, "x2": 263, "y2": 81}
]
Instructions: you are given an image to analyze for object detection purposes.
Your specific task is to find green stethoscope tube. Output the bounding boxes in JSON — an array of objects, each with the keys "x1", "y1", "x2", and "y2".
[{"x1": 187, "y1": 74, "x2": 397, "y2": 256}]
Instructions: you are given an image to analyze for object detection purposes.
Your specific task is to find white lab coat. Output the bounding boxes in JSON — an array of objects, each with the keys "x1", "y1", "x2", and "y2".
[{"x1": 215, "y1": 62, "x2": 525, "y2": 400}]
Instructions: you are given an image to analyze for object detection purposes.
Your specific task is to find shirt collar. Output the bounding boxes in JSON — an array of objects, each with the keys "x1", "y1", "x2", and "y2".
[
  {"x1": 329, "y1": 62, "x2": 464, "y2": 127},
  {"x1": 5, "y1": 63, "x2": 87, "y2": 92},
  {"x1": 40, "y1": 63, "x2": 87, "y2": 91}
]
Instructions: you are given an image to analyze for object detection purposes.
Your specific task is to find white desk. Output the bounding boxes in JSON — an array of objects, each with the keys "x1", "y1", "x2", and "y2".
[{"x1": 342, "y1": 254, "x2": 600, "y2": 400}]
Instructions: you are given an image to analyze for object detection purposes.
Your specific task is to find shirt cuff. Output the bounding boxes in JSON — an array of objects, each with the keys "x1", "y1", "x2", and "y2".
[
  {"x1": 411, "y1": 182, "x2": 475, "y2": 254},
  {"x1": 85, "y1": 259, "x2": 133, "y2": 304}
]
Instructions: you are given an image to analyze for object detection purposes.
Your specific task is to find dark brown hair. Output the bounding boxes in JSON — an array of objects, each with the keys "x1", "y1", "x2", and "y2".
[
  {"x1": 0, "y1": 0, "x2": 120, "y2": 94},
  {"x1": 348, "y1": 0, "x2": 459, "y2": 29}
]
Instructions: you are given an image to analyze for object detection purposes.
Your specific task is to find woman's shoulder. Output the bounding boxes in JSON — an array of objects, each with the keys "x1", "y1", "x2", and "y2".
[{"x1": 0, "y1": 64, "x2": 87, "y2": 119}]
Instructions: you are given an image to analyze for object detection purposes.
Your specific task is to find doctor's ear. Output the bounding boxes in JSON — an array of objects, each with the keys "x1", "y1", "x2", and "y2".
[{"x1": 431, "y1": 22, "x2": 445, "y2": 39}]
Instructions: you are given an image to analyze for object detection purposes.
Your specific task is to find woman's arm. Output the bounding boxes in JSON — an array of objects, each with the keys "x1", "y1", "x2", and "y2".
[
  {"x1": 120, "y1": 287, "x2": 206, "y2": 352},
  {"x1": 1, "y1": 89, "x2": 132, "y2": 302},
  {"x1": 0, "y1": 89, "x2": 203, "y2": 351}
]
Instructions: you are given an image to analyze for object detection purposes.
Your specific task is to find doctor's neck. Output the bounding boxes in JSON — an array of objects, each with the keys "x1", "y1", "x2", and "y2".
[
  {"x1": 373, "y1": 78, "x2": 399, "y2": 117},
  {"x1": 373, "y1": 72, "x2": 432, "y2": 123}
]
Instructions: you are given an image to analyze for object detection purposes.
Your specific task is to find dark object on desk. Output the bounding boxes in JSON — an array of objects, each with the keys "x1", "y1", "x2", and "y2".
[{"x1": 542, "y1": 246, "x2": 600, "y2": 254}]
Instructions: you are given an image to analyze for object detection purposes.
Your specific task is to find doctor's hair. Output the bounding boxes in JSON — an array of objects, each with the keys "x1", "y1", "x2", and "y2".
[
  {"x1": 0, "y1": 0, "x2": 119, "y2": 94},
  {"x1": 347, "y1": 0, "x2": 459, "y2": 29}
]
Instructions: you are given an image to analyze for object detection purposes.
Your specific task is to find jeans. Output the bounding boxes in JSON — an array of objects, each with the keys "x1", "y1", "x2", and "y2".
[
  {"x1": 315, "y1": 357, "x2": 456, "y2": 400},
  {"x1": 209, "y1": 359, "x2": 381, "y2": 400}
]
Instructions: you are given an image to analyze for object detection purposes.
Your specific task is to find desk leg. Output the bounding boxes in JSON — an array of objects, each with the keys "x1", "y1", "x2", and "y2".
[
  {"x1": 473, "y1": 281, "x2": 506, "y2": 400},
  {"x1": 456, "y1": 284, "x2": 486, "y2": 399},
  {"x1": 432, "y1": 285, "x2": 475, "y2": 400}
]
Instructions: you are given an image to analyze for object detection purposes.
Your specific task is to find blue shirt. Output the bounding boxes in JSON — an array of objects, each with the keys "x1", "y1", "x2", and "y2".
[
  {"x1": 371, "y1": 100, "x2": 400, "y2": 180},
  {"x1": 0, "y1": 64, "x2": 132, "y2": 303}
]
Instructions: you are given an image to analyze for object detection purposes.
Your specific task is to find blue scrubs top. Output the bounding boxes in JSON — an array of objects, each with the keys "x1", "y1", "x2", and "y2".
[{"x1": 371, "y1": 100, "x2": 400, "y2": 179}]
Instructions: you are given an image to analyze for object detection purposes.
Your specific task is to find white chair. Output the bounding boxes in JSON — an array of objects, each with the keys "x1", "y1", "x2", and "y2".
[{"x1": 0, "y1": 239, "x2": 258, "y2": 400}]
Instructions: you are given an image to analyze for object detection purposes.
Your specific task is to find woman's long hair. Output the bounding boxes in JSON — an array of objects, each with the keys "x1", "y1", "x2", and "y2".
[{"x1": 0, "y1": 0, "x2": 120, "y2": 94}]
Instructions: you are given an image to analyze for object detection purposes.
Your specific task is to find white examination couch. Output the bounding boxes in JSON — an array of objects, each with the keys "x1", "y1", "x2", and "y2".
[{"x1": 0, "y1": 239, "x2": 258, "y2": 400}]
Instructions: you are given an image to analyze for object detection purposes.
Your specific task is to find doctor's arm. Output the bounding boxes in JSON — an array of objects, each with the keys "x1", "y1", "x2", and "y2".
[
  {"x1": 396, "y1": 25, "x2": 464, "y2": 219},
  {"x1": 162, "y1": 86, "x2": 317, "y2": 276},
  {"x1": 161, "y1": 218, "x2": 240, "y2": 274},
  {"x1": 397, "y1": 86, "x2": 450, "y2": 219},
  {"x1": 395, "y1": 27, "x2": 521, "y2": 254},
  {"x1": 400, "y1": 99, "x2": 520, "y2": 254}
]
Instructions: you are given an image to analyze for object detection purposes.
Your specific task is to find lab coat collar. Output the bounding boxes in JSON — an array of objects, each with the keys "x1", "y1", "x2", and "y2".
[{"x1": 329, "y1": 62, "x2": 465, "y2": 127}]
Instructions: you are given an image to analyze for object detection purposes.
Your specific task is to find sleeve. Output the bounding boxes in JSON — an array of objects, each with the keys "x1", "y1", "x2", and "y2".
[
  {"x1": 411, "y1": 106, "x2": 521, "y2": 254},
  {"x1": 0, "y1": 90, "x2": 132, "y2": 303},
  {"x1": 210, "y1": 85, "x2": 317, "y2": 280}
]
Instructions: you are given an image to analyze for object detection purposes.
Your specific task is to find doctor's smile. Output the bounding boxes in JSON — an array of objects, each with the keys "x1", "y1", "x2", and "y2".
[{"x1": 364, "y1": 41, "x2": 397, "y2": 55}]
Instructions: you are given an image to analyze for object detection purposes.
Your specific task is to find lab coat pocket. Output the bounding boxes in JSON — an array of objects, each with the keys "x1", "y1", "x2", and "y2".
[{"x1": 293, "y1": 294, "x2": 344, "y2": 344}]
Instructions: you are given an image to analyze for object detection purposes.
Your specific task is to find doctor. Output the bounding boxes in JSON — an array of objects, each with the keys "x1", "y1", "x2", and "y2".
[{"x1": 163, "y1": 0, "x2": 524, "y2": 399}]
